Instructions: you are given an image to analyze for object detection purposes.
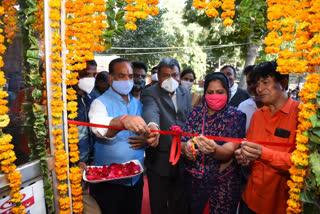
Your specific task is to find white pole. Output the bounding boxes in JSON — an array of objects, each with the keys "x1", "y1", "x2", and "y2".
[{"x1": 61, "y1": 0, "x2": 74, "y2": 212}]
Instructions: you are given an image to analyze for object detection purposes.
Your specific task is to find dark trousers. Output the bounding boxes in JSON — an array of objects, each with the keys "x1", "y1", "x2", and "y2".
[
  {"x1": 147, "y1": 169, "x2": 189, "y2": 214},
  {"x1": 239, "y1": 199, "x2": 257, "y2": 214},
  {"x1": 89, "y1": 175, "x2": 144, "y2": 214}
]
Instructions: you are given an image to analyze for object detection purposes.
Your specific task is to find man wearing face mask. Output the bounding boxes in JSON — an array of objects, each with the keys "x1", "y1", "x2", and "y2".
[
  {"x1": 142, "y1": 58, "x2": 192, "y2": 214},
  {"x1": 74, "y1": 60, "x2": 103, "y2": 214},
  {"x1": 131, "y1": 61, "x2": 148, "y2": 100},
  {"x1": 74, "y1": 60, "x2": 99, "y2": 165},
  {"x1": 145, "y1": 66, "x2": 159, "y2": 88},
  {"x1": 85, "y1": 58, "x2": 157, "y2": 214}
]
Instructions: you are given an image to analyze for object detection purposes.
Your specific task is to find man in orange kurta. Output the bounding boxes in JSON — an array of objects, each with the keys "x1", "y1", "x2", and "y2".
[{"x1": 235, "y1": 61, "x2": 299, "y2": 214}]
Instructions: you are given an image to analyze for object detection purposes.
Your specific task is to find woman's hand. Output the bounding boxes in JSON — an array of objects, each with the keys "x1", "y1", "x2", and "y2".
[
  {"x1": 182, "y1": 139, "x2": 198, "y2": 160},
  {"x1": 195, "y1": 135, "x2": 217, "y2": 155}
]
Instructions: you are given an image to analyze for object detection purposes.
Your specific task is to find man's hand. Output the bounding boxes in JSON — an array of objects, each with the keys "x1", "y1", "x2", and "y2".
[
  {"x1": 78, "y1": 161, "x2": 88, "y2": 175},
  {"x1": 144, "y1": 124, "x2": 159, "y2": 147},
  {"x1": 123, "y1": 115, "x2": 150, "y2": 135},
  {"x1": 241, "y1": 141, "x2": 263, "y2": 161},
  {"x1": 234, "y1": 149, "x2": 251, "y2": 166},
  {"x1": 195, "y1": 135, "x2": 217, "y2": 155},
  {"x1": 181, "y1": 139, "x2": 198, "y2": 160},
  {"x1": 128, "y1": 136, "x2": 147, "y2": 149}
]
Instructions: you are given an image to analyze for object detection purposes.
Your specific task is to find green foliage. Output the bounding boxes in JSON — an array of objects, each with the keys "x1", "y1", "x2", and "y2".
[
  {"x1": 301, "y1": 89, "x2": 320, "y2": 213},
  {"x1": 17, "y1": 0, "x2": 54, "y2": 213},
  {"x1": 105, "y1": 9, "x2": 172, "y2": 67},
  {"x1": 309, "y1": 152, "x2": 320, "y2": 186},
  {"x1": 238, "y1": 0, "x2": 268, "y2": 43},
  {"x1": 107, "y1": 2, "x2": 207, "y2": 79},
  {"x1": 102, "y1": 0, "x2": 126, "y2": 49},
  {"x1": 183, "y1": 0, "x2": 268, "y2": 70}
]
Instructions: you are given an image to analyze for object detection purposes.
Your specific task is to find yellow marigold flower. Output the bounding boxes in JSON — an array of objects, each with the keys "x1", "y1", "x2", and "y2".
[
  {"x1": 49, "y1": 0, "x2": 62, "y2": 8},
  {"x1": 0, "y1": 105, "x2": 9, "y2": 115},
  {"x1": 59, "y1": 196, "x2": 71, "y2": 210},
  {"x1": 125, "y1": 23, "x2": 137, "y2": 30},
  {"x1": 208, "y1": 0, "x2": 222, "y2": 9},
  {"x1": 221, "y1": 0, "x2": 235, "y2": 11},
  {"x1": 148, "y1": 6, "x2": 159, "y2": 16},
  {"x1": 146, "y1": 0, "x2": 158, "y2": 4},
  {"x1": 206, "y1": 8, "x2": 219, "y2": 18},
  {"x1": 0, "y1": 6, "x2": 4, "y2": 16},
  {"x1": 266, "y1": 20, "x2": 281, "y2": 31},
  {"x1": 58, "y1": 183, "x2": 69, "y2": 195},
  {"x1": 12, "y1": 205, "x2": 26, "y2": 214},
  {"x1": 221, "y1": 10, "x2": 235, "y2": 19},
  {"x1": 0, "y1": 90, "x2": 8, "y2": 99},
  {"x1": 223, "y1": 18, "x2": 233, "y2": 27},
  {"x1": 265, "y1": 46, "x2": 280, "y2": 54},
  {"x1": 0, "y1": 114, "x2": 10, "y2": 128},
  {"x1": 67, "y1": 101, "x2": 78, "y2": 112}
]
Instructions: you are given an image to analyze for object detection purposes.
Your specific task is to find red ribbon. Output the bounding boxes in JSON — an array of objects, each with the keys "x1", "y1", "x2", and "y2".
[
  {"x1": 68, "y1": 120, "x2": 295, "y2": 165},
  {"x1": 169, "y1": 126, "x2": 183, "y2": 165}
]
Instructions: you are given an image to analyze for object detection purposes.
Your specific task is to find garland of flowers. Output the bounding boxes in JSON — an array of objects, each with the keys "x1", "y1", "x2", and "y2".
[
  {"x1": 192, "y1": 0, "x2": 235, "y2": 27},
  {"x1": 275, "y1": 0, "x2": 298, "y2": 75},
  {"x1": 49, "y1": 0, "x2": 71, "y2": 213},
  {"x1": 2, "y1": 0, "x2": 18, "y2": 44},
  {"x1": 19, "y1": 0, "x2": 55, "y2": 212},
  {"x1": 287, "y1": 73, "x2": 320, "y2": 214},
  {"x1": 265, "y1": 0, "x2": 319, "y2": 74},
  {"x1": 0, "y1": 5, "x2": 26, "y2": 214},
  {"x1": 124, "y1": 0, "x2": 159, "y2": 30},
  {"x1": 264, "y1": 1, "x2": 285, "y2": 56},
  {"x1": 307, "y1": 0, "x2": 320, "y2": 66}
]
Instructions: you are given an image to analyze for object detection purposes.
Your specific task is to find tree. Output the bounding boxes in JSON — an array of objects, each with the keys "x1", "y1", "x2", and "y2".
[
  {"x1": 104, "y1": 10, "x2": 172, "y2": 68},
  {"x1": 183, "y1": 0, "x2": 269, "y2": 87},
  {"x1": 105, "y1": 4, "x2": 207, "y2": 80}
]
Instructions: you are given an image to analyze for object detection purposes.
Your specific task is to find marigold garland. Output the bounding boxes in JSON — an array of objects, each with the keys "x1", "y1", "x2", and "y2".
[
  {"x1": 65, "y1": 0, "x2": 110, "y2": 211},
  {"x1": 2, "y1": 0, "x2": 18, "y2": 44},
  {"x1": 192, "y1": 0, "x2": 235, "y2": 27},
  {"x1": 124, "y1": 0, "x2": 159, "y2": 30},
  {"x1": 0, "y1": 5, "x2": 26, "y2": 214},
  {"x1": 307, "y1": 0, "x2": 320, "y2": 66},
  {"x1": 286, "y1": 73, "x2": 320, "y2": 214},
  {"x1": 49, "y1": 0, "x2": 71, "y2": 213},
  {"x1": 264, "y1": 0, "x2": 320, "y2": 74}
]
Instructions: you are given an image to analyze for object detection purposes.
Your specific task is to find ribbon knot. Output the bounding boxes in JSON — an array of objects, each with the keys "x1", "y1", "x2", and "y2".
[
  {"x1": 170, "y1": 125, "x2": 183, "y2": 134},
  {"x1": 169, "y1": 125, "x2": 183, "y2": 165}
]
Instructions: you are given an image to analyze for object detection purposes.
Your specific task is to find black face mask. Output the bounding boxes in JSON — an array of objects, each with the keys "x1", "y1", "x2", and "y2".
[{"x1": 133, "y1": 78, "x2": 146, "y2": 92}]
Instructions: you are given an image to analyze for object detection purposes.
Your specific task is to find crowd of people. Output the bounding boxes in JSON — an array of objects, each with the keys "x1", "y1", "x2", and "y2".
[{"x1": 74, "y1": 57, "x2": 299, "y2": 214}]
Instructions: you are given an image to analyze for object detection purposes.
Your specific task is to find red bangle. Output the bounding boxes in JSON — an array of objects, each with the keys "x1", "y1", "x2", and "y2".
[{"x1": 120, "y1": 114, "x2": 128, "y2": 125}]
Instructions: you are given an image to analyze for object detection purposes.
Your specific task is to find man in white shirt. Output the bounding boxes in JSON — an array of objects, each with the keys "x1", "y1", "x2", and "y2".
[
  {"x1": 220, "y1": 65, "x2": 250, "y2": 107},
  {"x1": 82, "y1": 58, "x2": 156, "y2": 214},
  {"x1": 238, "y1": 65, "x2": 263, "y2": 132}
]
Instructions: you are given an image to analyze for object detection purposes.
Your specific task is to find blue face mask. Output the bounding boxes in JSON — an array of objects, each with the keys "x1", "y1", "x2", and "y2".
[{"x1": 112, "y1": 80, "x2": 134, "y2": 95}]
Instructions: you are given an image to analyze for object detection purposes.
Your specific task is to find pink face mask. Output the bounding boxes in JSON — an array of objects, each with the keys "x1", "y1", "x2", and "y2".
[{"x1": 205, "y1": 94, "x2": 228, "y2": 111}]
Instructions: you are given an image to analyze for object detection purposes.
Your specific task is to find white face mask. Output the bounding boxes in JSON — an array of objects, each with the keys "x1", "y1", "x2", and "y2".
[
  {"x1": 151, "y1": 73, "x2": 158, "y2": 81},
  {"x1": 161, "y1": 77, "x2": 179, "y2": 93},
  {"x1": 78, "y1": 77, "x2": 95, "y2": 94},
  {"x1": 181, "y1": 80, "x2": 193, "y2": 90}
]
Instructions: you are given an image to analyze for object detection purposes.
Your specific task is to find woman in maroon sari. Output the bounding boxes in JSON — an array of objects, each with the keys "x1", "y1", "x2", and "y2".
[{"x1": 181, "y1": 72, "x2": 246, "y2": 214}]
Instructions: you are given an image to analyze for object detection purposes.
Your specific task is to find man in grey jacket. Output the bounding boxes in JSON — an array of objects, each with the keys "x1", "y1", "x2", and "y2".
[{"x1": 142, "y1": 58, "x2": 192, "y2": 214}]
